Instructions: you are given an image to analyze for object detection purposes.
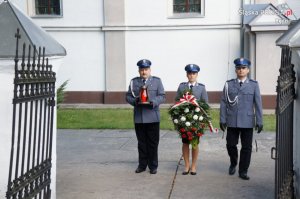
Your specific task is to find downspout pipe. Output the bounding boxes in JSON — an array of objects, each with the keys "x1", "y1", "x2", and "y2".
[
  {"x1": 240, "y1": 0, "x2": 245, "y2": 57},
  {"x1": 102, "y1": 0, "x2": 107, "y2": 93},
  {"x1": 241, "y1": 0, "x2": 256, "y2": 79}
]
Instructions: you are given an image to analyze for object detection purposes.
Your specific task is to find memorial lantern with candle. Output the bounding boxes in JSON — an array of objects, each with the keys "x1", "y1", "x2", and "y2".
[{"x1": 139, "y1": 85, "x2": 149, "y2": 104}]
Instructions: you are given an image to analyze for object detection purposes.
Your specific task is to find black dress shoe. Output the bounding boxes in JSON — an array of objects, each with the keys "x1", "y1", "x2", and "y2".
[
  {"x1": 150, "y1": 169, "x2": 157, "y2": 174},
  {"x1": 239, "y1": 173, "x2": 250, "y2": 180},
  {"x1": 135, "y1": 167, "x2": 146, "y2": 173},
  {"x1": 190, "y1": 171, "x2": 197, "y2": 175},
  {"x1": 229, "y1": 165, "x2": 236, "y2": 175},
  {"x1": 182, "y1": 169, "x2": 190, "y2": 175}
]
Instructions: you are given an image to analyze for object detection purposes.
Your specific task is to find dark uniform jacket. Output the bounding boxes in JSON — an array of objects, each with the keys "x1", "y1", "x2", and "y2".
[
  {"x1": 220, "y1": 78, "x2": 263, "y2": 128},
  {"x1": 126, "y1": 76, "x2": 165, "y2": 123}
]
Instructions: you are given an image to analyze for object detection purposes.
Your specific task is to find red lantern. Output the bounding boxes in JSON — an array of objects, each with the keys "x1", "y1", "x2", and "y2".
[{"x1": 139, "y1": 85, "x2": 149, "y2": 104}]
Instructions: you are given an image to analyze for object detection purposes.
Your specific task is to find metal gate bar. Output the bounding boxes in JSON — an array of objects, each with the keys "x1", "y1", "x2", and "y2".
[
  {"x1": 6, "y1": 29, "x2": 56, "y2": 199},
  {"x1": 273, "y1": 46, "x2": 295, "y2": 198}
]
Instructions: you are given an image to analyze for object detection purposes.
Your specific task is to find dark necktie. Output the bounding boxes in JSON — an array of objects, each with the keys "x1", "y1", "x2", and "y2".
[
  {"x1": 190, "y1": 85, "x2": 193, "y2": 89},
  {"x1": 239, "y1": 81, "x2": 243, "y2": 87}
]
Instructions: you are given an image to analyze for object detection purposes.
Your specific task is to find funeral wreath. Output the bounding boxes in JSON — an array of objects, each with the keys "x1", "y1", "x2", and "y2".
[{"x1": 168, "y1": 91, "x2": 217, "y2": 149}]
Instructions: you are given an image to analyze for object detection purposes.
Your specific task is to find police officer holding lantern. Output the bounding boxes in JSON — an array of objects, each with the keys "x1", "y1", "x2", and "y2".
[
  {"x1": 176, "y1": 64, "x2": 208, "y2": 175},
  {"x1": 126, "y1": 59, "x2": 166, "y2": 174},
  {"x1": 220, "y1": 58, "x2": 263, "y2": 180}
]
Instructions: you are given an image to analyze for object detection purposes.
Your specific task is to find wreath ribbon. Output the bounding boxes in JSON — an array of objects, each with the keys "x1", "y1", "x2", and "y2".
[{"x1": 171, "y1": 92, "x2": 199, "y2": 109}]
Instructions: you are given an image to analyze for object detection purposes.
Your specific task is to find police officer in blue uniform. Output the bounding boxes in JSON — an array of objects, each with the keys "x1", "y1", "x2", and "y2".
[
  {"x1": 126, "y1": 59, "x2": 166, "y2": 174},
  {"x1": 176, "y1": 64, "x2": 208, "y2": 175},
  {"x1": 220, "y1": 58, "x2": 263, "y2": 180}
]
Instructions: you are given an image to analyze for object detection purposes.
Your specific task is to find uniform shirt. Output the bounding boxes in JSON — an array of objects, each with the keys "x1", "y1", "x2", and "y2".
[
  {"x1": 220, "y1": 78, "x2": 263, "y2": 128},
  {"x1": 175, "y1": 82, "x2": 208, "y2": 103},
  {"x1": 142, "y1": 78, "x2": 148, "y2": 84},
  {"x1": 188, "y1": 82, "x2": 196, "y2": 88},
  {"x1": 126, "y1": 76, "x2": 166, "y2": 123}
]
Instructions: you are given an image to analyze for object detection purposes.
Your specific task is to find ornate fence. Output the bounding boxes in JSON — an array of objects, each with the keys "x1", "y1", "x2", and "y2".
[
  {"x1": 272, "y1": 46, "x2": 295, "y2": 198},
  {"x1": 6, "y1": 29, "x2": 56, "y2": 199}
]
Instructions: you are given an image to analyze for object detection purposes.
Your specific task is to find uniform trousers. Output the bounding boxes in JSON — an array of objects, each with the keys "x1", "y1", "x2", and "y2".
[
  {"x1": 134, "y1": 122, "x2": 160, "y2": 170},
  {"x1": 226, "y1": 127, "x2": 253, "y2": 174}
]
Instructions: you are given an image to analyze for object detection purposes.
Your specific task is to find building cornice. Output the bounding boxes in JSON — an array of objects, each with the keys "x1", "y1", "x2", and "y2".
[
  {"x1": 41, "y1": 24, "x2": 241, "y2": 32},
  {"x1": 102, "y1": 24, "x2": 241, "y2": 31},
  {"x1": 42, "y1": 26, "x2": 102, "y2": 32}
]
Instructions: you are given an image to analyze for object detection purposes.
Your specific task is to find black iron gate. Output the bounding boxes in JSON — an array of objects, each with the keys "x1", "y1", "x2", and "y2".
[
  {"x1": 6, "y1": 29, "x2": 56, "y2": 199},
  {"x1": 272, "y1": 46, "x2": 295, "y2": 198}
]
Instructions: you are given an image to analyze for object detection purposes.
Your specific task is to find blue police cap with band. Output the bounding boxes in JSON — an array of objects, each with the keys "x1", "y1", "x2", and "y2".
[
  {"x1": 234, "y1": 58, "x2": 251, "y2": 68},
  {"x1": 137, "y1": 59, "x2": 151, "y2": 68},
  {"x1": 185, "y1": 64, "x2": 200, "y2": 73}
]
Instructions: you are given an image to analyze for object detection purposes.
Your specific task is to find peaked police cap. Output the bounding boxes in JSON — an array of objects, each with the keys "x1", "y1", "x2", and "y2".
[
  {"x1": 137, "y1": 59, "x2": 151, "y2": 68},
  {"x1": 185, "y1": 64, "x2": 200, "y2": 73},
  {"x1": 234, "y1": 58, "x2": 251, "y2": 68}
]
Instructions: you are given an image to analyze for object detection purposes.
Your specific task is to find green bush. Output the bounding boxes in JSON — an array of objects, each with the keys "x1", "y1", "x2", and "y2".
[{"x1": 57, "y1": 80, "x2": 69, "y2": 108}]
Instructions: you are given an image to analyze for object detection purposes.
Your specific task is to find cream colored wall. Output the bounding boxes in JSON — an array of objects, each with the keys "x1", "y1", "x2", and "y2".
[
  {"x1": 4, "y1": 0, "x2": 106, "y2": 92},
  {"x1": 125, "y1": 29, "x2": 241, "y2": 91},
  {"x1": 104, "y1": 0, "x2": 125, "y2": 26},
  {"x1": 105, "y1": 32, "x2": 126, "y2": 91},
  {"x1": 3, "y1": 0, "x2": 238, "y2": 92},
  {"x1": 255, "y1": 32, "x2": 283, "y2": 95},
  {"x1": 125, "y1": 0, "x2": 241, "y2": 25},
  {"x1": 103, "y1": 0, "x2": 242, "y2": 91},
  {"x1": 103, "y1": 0, "x2": 126, "y2": 91},
  {"x1": 50, "y1": 31, "x2": 106, "y2": 91}
]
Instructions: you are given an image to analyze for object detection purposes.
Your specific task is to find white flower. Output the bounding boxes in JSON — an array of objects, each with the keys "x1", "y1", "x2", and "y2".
[
  {"x1": 180, "y1": 116, "x2": 186, "y2": 121},
  {"x1": 199, "y1": 116, "x2": 204, "y2": 121},
  {"x1": 193, "y1": 115, "x2": 199, "y2": 120},
  {"x1": 195, "y1": 107, "x2": 200, "y2": 112},
  {"x1": 184, "y1": 108, "x2": 189, "y2": 113},
  {"x1": 173, "y1": 119, "x2": 178, "y2": 124},
  {"x1": 185, "y1": 122, "x2": 191, "y2": 127}
]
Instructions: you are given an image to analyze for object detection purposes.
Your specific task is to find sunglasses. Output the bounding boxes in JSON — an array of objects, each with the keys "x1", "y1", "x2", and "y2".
[{"x1": 236, "y1": 67, "x2": 247, "y2": 70}]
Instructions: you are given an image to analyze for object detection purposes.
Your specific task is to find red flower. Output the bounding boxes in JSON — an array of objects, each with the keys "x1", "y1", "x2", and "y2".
[
  {"x1": 187, "y1": 131, "x2": 192, "y2": 137},
  {"x1": 197, "y1": 133, "x2": 203, "y2": 137},
  {"x1": 188, "y1": 136, "x2": 193, "y2": 141},
  {"x1": 182, "y1": 134, "x2": 187, "y2": 138},
  {"x1": 180, "y1": 128, "x2": 186, "y2": 133},
  {"x1": 191, "y1": 127, "x2": 197, "y2": 132}
]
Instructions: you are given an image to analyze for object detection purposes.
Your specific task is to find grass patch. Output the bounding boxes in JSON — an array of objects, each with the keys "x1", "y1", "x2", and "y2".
[
  {"x1": 57, "y1": 108, "x2": 276, "y2": 131},
  {"x1": 57, "y1": 109, "x2": 134, "y2": 129},
  {"x1": 263, "y1": 114, "x2": 276, "y2": 132}
]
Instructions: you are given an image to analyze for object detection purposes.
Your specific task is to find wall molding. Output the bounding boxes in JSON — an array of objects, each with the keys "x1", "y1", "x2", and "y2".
[
  {"x1": 40, "y1": 24, "x2": 241, "y2": 32},
  {"x1": 102, "y1": 24, "x2": 241, "y2": 31},
  {"x1": 42, "y1": 26, "x2": 102, "y2": 32}
]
